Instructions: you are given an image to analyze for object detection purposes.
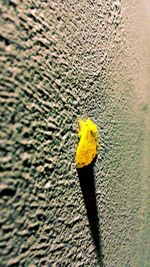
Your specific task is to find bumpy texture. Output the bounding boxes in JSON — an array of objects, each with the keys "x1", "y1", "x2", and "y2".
[{"x1": 0, "y1": 0, "x2": 150, "y2": 266}]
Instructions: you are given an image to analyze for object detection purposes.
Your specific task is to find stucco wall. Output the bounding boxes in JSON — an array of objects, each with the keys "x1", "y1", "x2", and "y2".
[{"x1": 0, "y1": 0, "x2": 150, "y2": 266}]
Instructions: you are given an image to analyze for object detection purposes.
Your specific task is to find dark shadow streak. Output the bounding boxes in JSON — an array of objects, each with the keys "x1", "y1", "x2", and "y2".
[{"x1": 77, "y1": 162, "x2": 104, "y2": 267}]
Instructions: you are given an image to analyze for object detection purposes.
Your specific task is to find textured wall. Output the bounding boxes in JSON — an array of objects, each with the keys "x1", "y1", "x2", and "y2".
[{"x1": 0, "y1": 0, "x2": 150, "y2": 266}]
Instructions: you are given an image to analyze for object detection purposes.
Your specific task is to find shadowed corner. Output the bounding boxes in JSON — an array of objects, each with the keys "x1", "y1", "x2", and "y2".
[{"x1": 77, "y1": 161, "x2": 104, "y2": 267}]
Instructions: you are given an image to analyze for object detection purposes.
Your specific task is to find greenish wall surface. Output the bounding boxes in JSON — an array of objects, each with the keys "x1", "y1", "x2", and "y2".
[{"x1": 0, "y1": 0, "x2": 150, "y2": 266}]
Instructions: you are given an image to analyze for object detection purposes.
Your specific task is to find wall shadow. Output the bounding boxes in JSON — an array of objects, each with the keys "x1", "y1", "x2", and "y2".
[{"x1": 77, "y1": 163, "x2": 104, "y2": 267}]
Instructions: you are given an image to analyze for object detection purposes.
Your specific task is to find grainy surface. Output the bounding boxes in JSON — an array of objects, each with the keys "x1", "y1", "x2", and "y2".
[{"x1": 0, "y1": 0, "x2": 150, "y2": 266}]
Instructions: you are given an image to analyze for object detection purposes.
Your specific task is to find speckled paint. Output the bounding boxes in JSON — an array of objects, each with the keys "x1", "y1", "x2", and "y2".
[{"x1": 0, "y1": 0, "x2": 150, "y2": 266}]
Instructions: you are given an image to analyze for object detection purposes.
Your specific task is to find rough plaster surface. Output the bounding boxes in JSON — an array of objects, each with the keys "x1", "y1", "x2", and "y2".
[{"x1": 0, "y1": 0, "x2": 150, "y2": 266}]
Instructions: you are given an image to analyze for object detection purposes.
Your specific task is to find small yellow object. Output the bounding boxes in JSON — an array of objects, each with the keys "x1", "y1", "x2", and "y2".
[{"x1": 76, "y1": 118, "x2": 98, "y2": 168}]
